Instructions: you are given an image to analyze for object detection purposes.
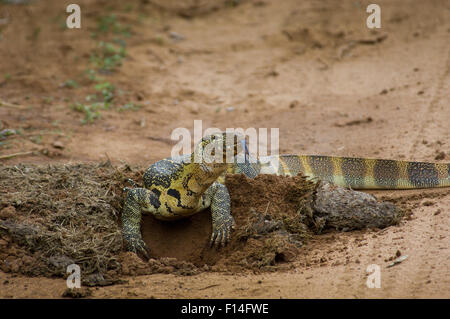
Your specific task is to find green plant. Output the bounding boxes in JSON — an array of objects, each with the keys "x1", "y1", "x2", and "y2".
[
  {"x1": 97, "y1": 14, "x2": 117, "y2": 33},
  {"x1": 71, "y1": 103, "x2": 104, "y2": 124},
  {"x1": 0, "y1": 128, "x2": 16, "y2": 139},
  {"x1": 63, "y1": 79, "x2": 79, "y2": 88},
  {"x1": 90, "y1": 41, "x2": 126, "y2": 71},
  {"x1": 94, "y1": 82, "x2": 115, "y2": 103},
  {"x1": 42, "y1": 96, "x2": 53, "y2": 104},
  {"x1": 69, "y1": 10, "x2": 136, "y2": 122},
  {"x1": 30, "y1": 27, "x2": 41, "y2": 40},
  {"x1": 84, "y1": 69, "x2": 102, "y2": 82},
  {"x1": 152, "y1": 35, "x2": 165, "y2": 46},
  {"x1": 30, "y1": 135, "x2": 42, "y2": 144},
  {"x1": 96, "y1": 14, "x2": 131, "y2": 37}
]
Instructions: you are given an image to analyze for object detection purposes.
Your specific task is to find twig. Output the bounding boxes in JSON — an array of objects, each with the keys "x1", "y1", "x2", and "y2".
[
  {"x1": 13, "y1": 165, "x2": 25, "y2": 176},
  {"x1": 387, "y1": 255, "x2": 408, "y2": 268},
  {"x1": 0, "y1": 100, "x2": 26, "y2": 109},
  {"x1": 198, "y1": 284, "x2": 220, "y2": 291},
  {"x1": 104, "y1": 152, "x2": 112, "y2": 164},
  {"x1": 104, "y1": 185, "x2": 112, "y2": 197},
  {"x1": 3, "y1": 132, "x2": 67, "y2": 140},
  {"x1": 0, "y1": 151, "x2": 36, "y2": 160},
  {"x1": 147, "y1": 136, "x2": 176, "y2": 145},
  {"x1": 264, "y1": 201, "x2": 271, "y2": 214}
]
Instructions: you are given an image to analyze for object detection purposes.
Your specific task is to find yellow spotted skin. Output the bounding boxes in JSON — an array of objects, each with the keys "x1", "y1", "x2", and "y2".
[
  {"x1": 122, "y1": 133, "x2": 240, "y2": 258},
  {"x1": 122, "y1": 133, "x2": 449, "y2": 258}
]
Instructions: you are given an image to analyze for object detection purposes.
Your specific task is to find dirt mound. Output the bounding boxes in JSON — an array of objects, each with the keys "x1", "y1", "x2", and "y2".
[
  {"x1": 0, "y1": 162, "x2": 320, "y2": 281},
  {"x1": 140, "y1": 173, "x2": 316, "y2": 272}
]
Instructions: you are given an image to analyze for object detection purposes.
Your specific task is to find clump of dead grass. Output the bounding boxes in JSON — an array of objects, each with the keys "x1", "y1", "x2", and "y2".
[{"x1": 0, "y1": 161, "x2": 141, "y2": 277}]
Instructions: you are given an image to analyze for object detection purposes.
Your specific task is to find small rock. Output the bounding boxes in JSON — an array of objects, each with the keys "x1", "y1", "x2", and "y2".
[
  {"x1": 422, "y1": 200, "x2": 434, "y2": 207},
  {"x1": 169, "y1": 31, "x2": 185, "y2": 41},
  {"x1": 289, "y1": 100, "x2": 299, "y2": 109},
  {"x1": 62, "y1": 287, "x2": 92, "y2": 298},
  {"x1": 435, "y1": 151, "x2": 445, "y2": 160},
  {"x1": 48, "y1": 255, "x2": 74, "y2": 270},
  {"x1": 332, "y1": 261, "x2": 341, "y2": 266},
  {"x1": 253, "y1": 0, "x2": 267, "y2": 6},
  {"x1": 52, "y1": 141, "x2": 64, "y2": 149},
  {"x1": 266, "y1": 70, "x2": 279, "y2": 77}
]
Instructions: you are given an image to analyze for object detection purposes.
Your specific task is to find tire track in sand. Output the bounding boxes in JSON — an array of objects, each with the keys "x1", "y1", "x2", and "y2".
[{"x1": 409, "y1": 36, "x2": 450, "y2": 158}]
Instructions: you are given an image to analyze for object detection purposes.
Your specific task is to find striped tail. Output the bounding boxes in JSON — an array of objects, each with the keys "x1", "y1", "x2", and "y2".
[{"x1": 257, "y1": 155, "x2": 450, "y2": 189}]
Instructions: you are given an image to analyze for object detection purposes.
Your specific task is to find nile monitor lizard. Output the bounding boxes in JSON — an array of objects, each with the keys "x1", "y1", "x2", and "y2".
[{"x1": 122, "y1": 132, "x2": 450, "y2": 258}]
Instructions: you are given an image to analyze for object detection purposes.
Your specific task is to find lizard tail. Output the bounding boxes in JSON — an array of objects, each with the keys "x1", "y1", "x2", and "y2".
[{"x1": 257, "y1": 155, "x2": 450, "y2": 189}]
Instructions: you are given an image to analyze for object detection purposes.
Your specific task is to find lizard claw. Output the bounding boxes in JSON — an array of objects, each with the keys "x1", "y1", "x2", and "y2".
[
  {"x1": 210, "y1": 215, "x2": 234, "y2": 248},
  {"x1": 123, "y1": 179, "x2": 140, "y2": 193},
  {"x1": 123, "y1": 179, "x2": 141, "y2": 193},
  {"x1": 126, "y1": 178, "x2": 139, "y2": 188},
  {"x1": 125, "y1": 235, "x2": 150, "y2": 260}
]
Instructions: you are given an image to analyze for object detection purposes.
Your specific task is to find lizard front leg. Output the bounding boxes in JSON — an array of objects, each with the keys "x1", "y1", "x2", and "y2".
[
  {"x1": 122, "y1": 187, "x2": 156, "y2": 259},
  {"x1": 122, "y1": 178, "x2": 141, "y2": 193},
  {"x1": 205, "y1": 182, "x2": 235, "y2": 248}
]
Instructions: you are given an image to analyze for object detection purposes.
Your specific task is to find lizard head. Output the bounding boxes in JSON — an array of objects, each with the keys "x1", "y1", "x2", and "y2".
[{"x1": 192, "y1": 131, "x2": 245, "y2": 175}]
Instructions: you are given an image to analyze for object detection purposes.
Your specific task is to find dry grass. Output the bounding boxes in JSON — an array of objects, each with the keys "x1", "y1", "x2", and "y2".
[{"x1": 0, "y1": 161, "x2": 139, "y2": 277}]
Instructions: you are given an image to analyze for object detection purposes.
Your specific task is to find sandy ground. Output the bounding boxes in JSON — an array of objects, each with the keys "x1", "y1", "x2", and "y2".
[{"x1": 0, "y1": 0, "x2": 449, "y2": 298}]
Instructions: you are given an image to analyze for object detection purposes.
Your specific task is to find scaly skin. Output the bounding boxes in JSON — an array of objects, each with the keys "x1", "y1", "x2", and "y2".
[
  {"x1": 122, "y1": 132, "x2": 241, "y2": 258},
  {"x1": 122, "y1": 134, "x2": 450, "y2": 258},
  {"x1": 245, "y1": 155, "x2": 450, "y2": 189}
]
